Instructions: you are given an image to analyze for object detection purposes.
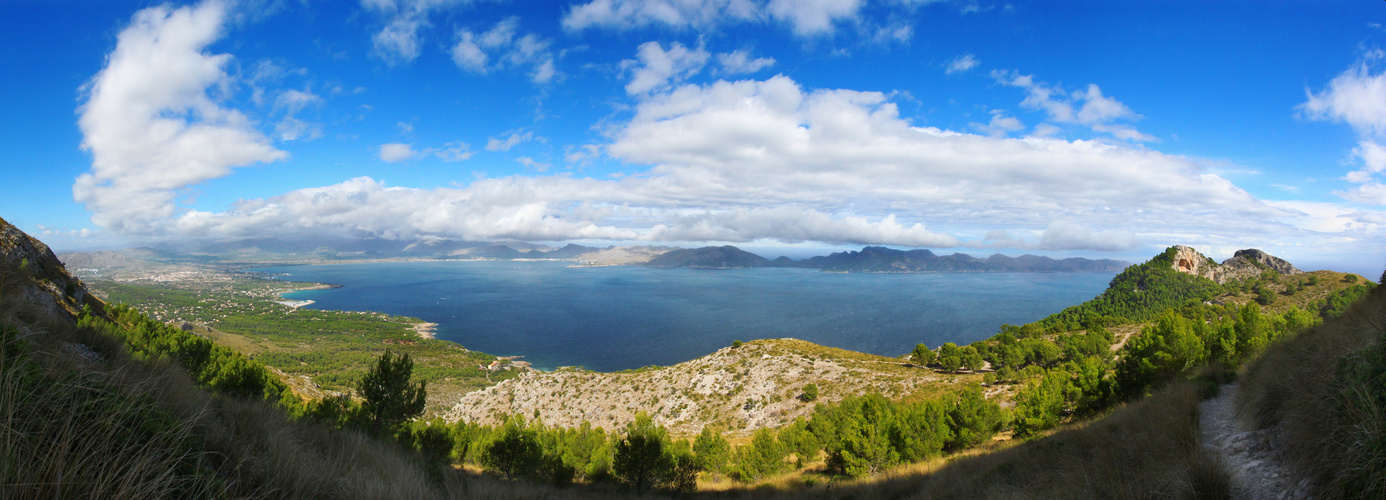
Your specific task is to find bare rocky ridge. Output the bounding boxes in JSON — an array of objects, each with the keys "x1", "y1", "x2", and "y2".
[
  {"x1": 1170, "y1": 245, "x2": 1302, "y2": 284},
  {"x1": 0, "y1": 216, "x2": 105, "y2": 322},
  {"x1": 444, "y1": 338, "x2": 976, "y2": 437}
]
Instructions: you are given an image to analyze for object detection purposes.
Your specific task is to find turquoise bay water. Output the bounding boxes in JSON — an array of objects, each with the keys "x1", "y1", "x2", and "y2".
[{"x1": 254, "y1": 261, "x2": 1115, "y2": 372}]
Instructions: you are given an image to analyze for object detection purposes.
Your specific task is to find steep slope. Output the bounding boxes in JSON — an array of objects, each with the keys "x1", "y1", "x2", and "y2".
[
  {"x1": 0, "y1": 217, "x2": 565, "y2": 499},
  {"x1": 0, "y1": 216, "x2": 106, "y2": 322},
  {"x1": 1238, "y1": 270, "x2": 1386, "y2": 498},
  {"x1": 1035, "y1": 245, "x2": 1226, "y2": 330}
]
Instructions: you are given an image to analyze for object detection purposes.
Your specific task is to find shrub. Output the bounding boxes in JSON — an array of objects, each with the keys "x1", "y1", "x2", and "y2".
[
  {"x1": 483, "y1": 417, "x2": 545, "y2": 480},
  {"x1": 911, "y1": 343, "x2": 935, "y2": 366},
  {"x1": 358, "y1": 349, "x2": 426, "y2": 436},
  {"x1": 692, "y1": 427, "x2": 730, "y2": 475},
  {"x1": 732, "y1": 428, "x2": 787, "y2": 481},
  {"x1": 612, "y1": 413, "x2": 674, "y2": 494}
]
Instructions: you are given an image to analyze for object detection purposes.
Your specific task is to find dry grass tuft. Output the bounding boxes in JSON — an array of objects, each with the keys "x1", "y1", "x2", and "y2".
[{"x1": 1239, "y1": 282, "x2": 1386, "y2": 498}]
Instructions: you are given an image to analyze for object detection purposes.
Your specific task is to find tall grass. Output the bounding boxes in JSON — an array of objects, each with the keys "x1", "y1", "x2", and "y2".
[
  {"x1": 0, "y1": 324, "x2": 221, "y2": 499},
  {"x1": 1240, "y1": 280, "x2": 1386, "y2": 498}
]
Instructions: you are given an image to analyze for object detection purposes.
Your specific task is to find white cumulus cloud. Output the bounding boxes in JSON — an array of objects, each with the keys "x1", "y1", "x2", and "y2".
[
  {"x1": 1302, "y1": 51, "x2": 1386, "y2": 205},
  {"x1": 486, "y1": 130, "x2": 534, "y2": 151},
  {"x1": 91, "y1": 67, "x2": 1379, "y2": 256},
  {"x1": 74, "y1": 1, "x2": 287, "y2": 235},
  {"x1": 1037, "y1": 221, "x2": 1141, "y2": 252},
  {"x1": 363, "y1": 0, "x2": 473, "y2": 65},
  {"x1": 970, "y1": 110, "x2": 1024, "y2": 137}
]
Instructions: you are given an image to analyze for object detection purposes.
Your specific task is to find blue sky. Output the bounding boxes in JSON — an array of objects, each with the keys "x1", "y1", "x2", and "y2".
[{"x1": 2, "y1": 0, "x2": 1384, "y2": 275}]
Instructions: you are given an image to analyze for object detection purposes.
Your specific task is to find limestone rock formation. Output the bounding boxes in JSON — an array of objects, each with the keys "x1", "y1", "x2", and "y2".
[
  {"x1": 1169, "y1": 245, "x2": 1302, "y2": 284},
  {"x1": 1170, "y1": 246, "x2": 1220, "y2": 281},
  {"x1": 0, "y1": 216, "x2": 106, "y2": 322}
]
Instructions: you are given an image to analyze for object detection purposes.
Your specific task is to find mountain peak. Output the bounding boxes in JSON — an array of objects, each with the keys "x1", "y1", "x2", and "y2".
[{"x1": 1167, "y1": 245, "x2": 1301, "y2": 284}]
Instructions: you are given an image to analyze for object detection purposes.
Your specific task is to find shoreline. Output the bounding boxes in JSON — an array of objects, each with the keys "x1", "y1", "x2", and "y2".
[
  {"x1": 411, "y1": 321, "x2": 438, "y2": 339},
  {"x1": 240, "y1": 263, "x2": 1110, "y2": 376}
]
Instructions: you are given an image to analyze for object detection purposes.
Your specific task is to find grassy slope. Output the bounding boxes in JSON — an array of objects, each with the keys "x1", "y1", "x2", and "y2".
[
  {"x1": 1239, "y1": 274, "x2": 1386, "y2": 498},
  {"x1": 90, "y1": 279, "x2": 517, "y2": 414}
]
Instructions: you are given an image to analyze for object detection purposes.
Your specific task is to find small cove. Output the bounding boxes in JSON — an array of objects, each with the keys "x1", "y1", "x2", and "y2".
[{"x1": 255, "y1": 261, "x2": 1116, "y2": 372}]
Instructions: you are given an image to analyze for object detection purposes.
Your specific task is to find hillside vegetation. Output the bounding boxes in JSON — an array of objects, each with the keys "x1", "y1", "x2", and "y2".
[
  {"x1": 6, "y1": 212, "x2": 1382, "y2": 499},
  {"x1": 1239, "y1": 271, "x2": 1386, "y2": 497},
  {"x1": 90, "y1": 279, "x2": 516, "y2": 412},
  {"x1": 445, "y1": 338, "x2": 982, "y2": 437}
]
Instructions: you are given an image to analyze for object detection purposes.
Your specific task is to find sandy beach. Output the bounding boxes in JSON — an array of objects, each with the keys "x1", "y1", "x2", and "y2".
[{"x1": 411, "y1": 322, "x2": 438, "y2": 339}]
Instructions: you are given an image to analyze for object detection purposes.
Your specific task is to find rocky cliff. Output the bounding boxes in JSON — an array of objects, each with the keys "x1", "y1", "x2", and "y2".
[
  {"x1": 0, "y1": 216, "x2": 105, "y2": 322},
  {"x1": 1169, "y1": 245, "x2": 1302, "y2": 284}
]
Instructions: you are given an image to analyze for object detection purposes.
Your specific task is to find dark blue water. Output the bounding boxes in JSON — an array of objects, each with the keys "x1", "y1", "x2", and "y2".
[{"x1": 253, "y1": 261, "x2": 1114, "y2": 372}]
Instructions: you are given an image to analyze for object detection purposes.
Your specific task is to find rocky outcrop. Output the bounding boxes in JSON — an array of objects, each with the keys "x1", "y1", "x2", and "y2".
[
  {"x1": 1170, "y1": 245, "x2": 1220, "y2": 281},
  {"x1": 1169, "y1": 246, "x2": 1302, "y2": 284},
  {"x1": 1219, "y1": 249, "x2": 1302, "y2": 283},
  {"x1": 444, "y1": 338, "x2": 968, "y2": 437},
  {"x1": 0, "y1": 216, "x2": 106, "y2": 322}
]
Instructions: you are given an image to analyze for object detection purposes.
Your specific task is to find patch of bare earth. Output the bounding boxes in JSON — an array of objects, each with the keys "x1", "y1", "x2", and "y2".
[{"x1": 1199, "y1": 382, "x2": 1313, "y2": 499}]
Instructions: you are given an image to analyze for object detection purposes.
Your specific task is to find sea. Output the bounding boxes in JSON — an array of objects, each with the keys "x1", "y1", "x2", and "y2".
[{"x1": 253, "y1": 261, "x2": 1116, "y2": 372}]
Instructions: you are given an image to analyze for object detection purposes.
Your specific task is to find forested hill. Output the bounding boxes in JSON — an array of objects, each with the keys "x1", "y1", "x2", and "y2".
[
  {"x1": 644, "y1": 245, "x2": 773, "y2": 268},
  {"x1": 1030, "y1": 245, "x2": 1321, "y2": 332}
]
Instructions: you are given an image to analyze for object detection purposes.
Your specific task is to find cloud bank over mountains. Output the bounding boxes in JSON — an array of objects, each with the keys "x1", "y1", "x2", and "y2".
[{"x1": 66, "y1": 1, "x2": 1386, "y2": 259}]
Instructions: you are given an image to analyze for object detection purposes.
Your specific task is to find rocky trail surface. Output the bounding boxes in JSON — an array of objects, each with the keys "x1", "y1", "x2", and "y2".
[{"x1": 1199, "y1": 382, "x2": 1313, "y2": 499}]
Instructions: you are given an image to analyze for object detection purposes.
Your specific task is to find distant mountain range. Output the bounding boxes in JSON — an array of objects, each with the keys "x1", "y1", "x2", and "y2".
[
  {"x1": 643, "y1": 245, "x2": 1129, "y2": 272},
  {"x1": 59, "y1": 236, "x2": 1130, "y2": 274}
]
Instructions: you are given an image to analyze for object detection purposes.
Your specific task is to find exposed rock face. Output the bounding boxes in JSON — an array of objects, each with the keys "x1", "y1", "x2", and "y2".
[
  {"x1": 0, "y1": 216, "x2": 106, "y2": 322},
  {"x1": 1169, "y1": 245, "x2": 1302, "y2": 284},
  {"x1": 1221, "y1": 249, "x2": 1302, "y2": 281},
  {"x1": 1170, "y1": 245, "x2": 1219, "y2": 281},
  {"x1": 444, "y1": 338, "x2": 961, "y2": 437}
]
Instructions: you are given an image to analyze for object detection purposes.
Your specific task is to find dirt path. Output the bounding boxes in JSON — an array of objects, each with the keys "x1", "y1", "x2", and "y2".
[{"x1": 1198, "y1": 382, "x2": 1313, "y2": 499}]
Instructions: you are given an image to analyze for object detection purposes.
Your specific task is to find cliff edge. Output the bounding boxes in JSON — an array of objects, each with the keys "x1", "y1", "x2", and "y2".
[
  {"x1": 0, "y1": 216, "x2": 106, "y2": 322},
  {"x1": 1170, "y1": 245, "x2": 1302, "y2": 284}
]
